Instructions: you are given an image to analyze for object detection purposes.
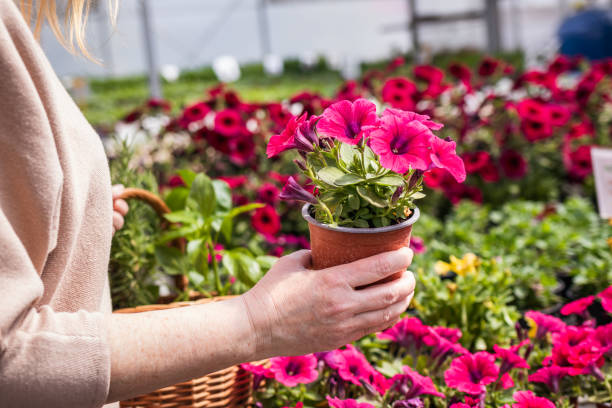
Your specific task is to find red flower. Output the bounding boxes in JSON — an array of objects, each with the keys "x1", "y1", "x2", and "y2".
[
  {"x1": 409, "y1": 236, "x2": 426, "y2": 254},
  {"x1": 500, "y1": 150, "x2": 528, "y2": 179},
  {"x1": 382, "y1": 77, "x2": 418, "y2": 111},
  {"x1": 414, "y1": 65, "x2": 448, "y2": 97},
  {"x1": 269, "y1": 354, "x2": 318, "y2": 387},
  {"x1": 479, "y1": 161, "x2": 500, "y2": 182},
  {"x1": 429, "y1": 137, "x2": 466, "y2": 183},
  {"x1": 317, "y1": 98, "x2": 378, "y2": 145},
  {"x1": 566, "y1": 145, "x2": 592, "y2": 180},
  {"x1": 449, "y1": 63, "x2": 472, "y2": 91},
  {"x1": 282, "y1": 403, "x2": 303, "y2": 408},
  {"x1": 478, "y1": 57, "x2": 500, "y2": 77},
  {"x1": 560, "y1": 295, "x2": 595, "y2": 316},
  {"x1": 525, "y1": 311, "x2": 566, "y2": 340},
  {"x1": 446, "y1": 184, "x2": 483, "y2": 205},
  {"x1": 493, "y1": 343, "x2": 530, "y2": 375},
  {"x1": 167, "y1": 174, "x2": 186, "y2": 188},
  {"x1": 217, "y1": 175, "x2": 248, "y2": 189},
  {"x1": 423, "y1": 168, "x2": 449, "y2": 189},
  {"x1": 567, "y1": 338, "x2": 607, "y2": 379},
  {"x1": 528, "y1": 365, "x2": 569, "y2": 393},
  {"x1": 335, "y1": 344, "x2": 376, "y2": 387},
  {"x1": 267, "y1": 103, "x2": 292, "y2": 131},
  {"x1": 179, "y1": 102, "x2": 211, "y2": 129},
  {"x1": 368, "y1": 113, "x2": 433, "y2": 173},
  {"x1": 214, "y1": 109, "x2": 244, "y2": 137},
  {"x1": 228, "y1": 135, "x2": 255, "y2": 165},
  {"x1": 205, "y1": 130, "x2": 231, "y2": 154},
  {"x1": 523, "y1": 118, "x2": 553, "y2": 142},
  {"x1": 390, "y1": 365, "x2": 445, "y2": 398},
  {"x1": 547, "y1": 55, "x2": 576, "y2": 76},
  {"x1": 462, "y1": 151, "x2": 491, "y2": 174},
  {"x1": 256, "y1": 182, "x2": 280, "y2": 205},
  {"x1": 512, "y1": 391, "x2": 555, "y2": 408},
  {"x1": 147, "y1": 98, "x2": 171, "y2": 111},
  {"x1": 597, "y1": 286, "x2": 612, "y2": 313},
  {"x1": 444, "y1": 352, "x2": 499, "y2": 395},
  {"x1": 548, "y1": 105, "x2": 570, "y2": 127},
  {"x1": 336, "y1": 80, "x2": 365, "y2": 102},
  {"x1": 251, "y1": 205, "x2": 281, "y2": 237},
  {"x1": 266, "y1": 113, "x2": 306, "y2": 158},
  {"x1": 383, "y1": 108, "x2": 443, "y2": 130}
]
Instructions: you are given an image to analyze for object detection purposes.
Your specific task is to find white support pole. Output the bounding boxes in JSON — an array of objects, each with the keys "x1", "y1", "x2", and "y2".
[
  {"x1": 485, "y1": 0, "x2": 501, "y2": 53},
  {"x1": 257, "y1": 0, "x2": 272, "y2": 59},
  {"x1": 139, "y1": 0, "x2": 162, "y2": 98}
]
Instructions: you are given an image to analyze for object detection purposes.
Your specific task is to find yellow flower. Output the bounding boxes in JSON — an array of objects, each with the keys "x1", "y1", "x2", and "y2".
[
  {"x1": 435, "y1": 253, "x2": 480, "y2": 276},
  {"x1": 607, "y1": 237, "x2": 612, "y2": 250},
  {"x1": 526, "y1": 316, "x2": 537, "y2": 338},
  {"x1": 435, "y1": 261, "x2": 451, "y2": 275},
  {"x1": 446, "y1": 282, "x2": 458, "y2": 295}
]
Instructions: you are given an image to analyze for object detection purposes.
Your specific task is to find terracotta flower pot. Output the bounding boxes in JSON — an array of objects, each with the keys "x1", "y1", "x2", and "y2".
[{"x1": 302, "y1": 204, "x2": 420, "y2": 281}]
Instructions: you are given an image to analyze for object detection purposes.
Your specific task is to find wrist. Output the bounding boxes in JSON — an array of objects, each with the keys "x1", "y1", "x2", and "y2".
[{"x1": 239, "y1": 291, "x2": 275, "y2": 359}]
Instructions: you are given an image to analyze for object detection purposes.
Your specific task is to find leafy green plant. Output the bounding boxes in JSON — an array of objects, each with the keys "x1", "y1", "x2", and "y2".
[
  {"x1": 414, "y1": 254, "x2": 520, "y2": 350},
  {"x1": 156, "y1": 169, "x2": 276, "y2": 296}
]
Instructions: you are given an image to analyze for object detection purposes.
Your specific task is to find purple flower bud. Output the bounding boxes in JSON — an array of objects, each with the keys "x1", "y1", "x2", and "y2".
[
  {"x1": 279, "y1": 176, "x2": 318, "y2": 204},
  {"x1": 294, "y1": 116, "x2": 319, "y2": 153},
  {"x1": 393, "y1": 399, "x2": 424, "y2": 408},
  {"x1": 294, "y1": 159, "x2": 307, "y2": 171},
  {"x1": 392, "y1": 186, "x2": 404, "y2": 204},
  {"x1": 407, "y1": 170, "x2": 424, "y2": 190}
]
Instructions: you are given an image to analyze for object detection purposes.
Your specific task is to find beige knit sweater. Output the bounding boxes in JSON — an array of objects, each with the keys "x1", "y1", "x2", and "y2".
[{"x1": 0, "y1": 1, "x2": 115, "y2": 406}]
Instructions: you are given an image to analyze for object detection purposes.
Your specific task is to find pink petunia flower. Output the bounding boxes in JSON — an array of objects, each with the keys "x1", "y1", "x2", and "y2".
[
  {"x1": 335, "y1": 344, "x2": 376, "y2": 386},
  {"x1": 383, "y1": 108, "x2": 443, "y2": 131},
  {"x1": 282, "y1": 403, "x2": 303, "y2": 408},
  {"x1": 326, "y1": 396, "x2": 375, "y2": 408},
  {"x1": 378, "y1": 317, "x2": 430, "y2": 352},
  {"x1": 269, "y1": 354, "x2": 319, "y2": 387},
  {"x1": 382, "y1": 77, "x2": 419, "y2": 111},
  {"x1": 251, "y1": 205, "x2": 281, "y2": 237},
  {"x1": 390, "y1": 366, "x2": 445, "y2": 398},
  {"x1": 409, "y1": 236, "x2": 426, "y2": 254},
  {"x1": 494, "y1": 343, "x2": 530, "y2": 375},
  {"x1": 368, "y1": 114, "x2": 433, "y2": 173},
  {"x1": 317, "y1": 98, "x2": 378, "y2": 145},
  {"x1": 566, "y1": 338, "x2": 607, "y2": 380},
  {"x1": 428, "y1": 137, "x2": 466, "y2": 183},
  {"x1": 512, "y1": 391, "x2": 555, "y2": 408},
  {"x1": 214, "y1": 109, "x2": 243, "y2": 137},
  {"x1": 560, "y1": 295, "x2": 595, "y2": 316},
  {"x1": 267, "y1": 113, "x2": 306, "y2": 157},
  {"x1": 597, "y1": 286, "x2": 612, "y2": 313},
  {"x1": 528, "y1": 365, "x2": 569, "y2": 394},
  {"x1": 525, "y1": 311, "x2": 566, "y2": 340},
  {"x1": 444, "y1": 352, "x2": 499, "y2": 395},
  {"x1": 256, "y1": 182, "x2": 280, "y2": 205}
]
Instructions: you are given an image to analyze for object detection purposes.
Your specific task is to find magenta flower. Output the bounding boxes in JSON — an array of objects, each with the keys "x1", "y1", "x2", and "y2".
[
  {"x1": 512, "y1": 391, "x2": 555, "y2": 408},
  {"x1": 409, "y1": 236, "x2": 426, "y2": 254},
  {"x1": 444, "y1": 352, "x2": 499, "y2": 395},
  {"x1": 269, "y1": 354, "x2": 319, "y2": 387},
  {"x1": 378, "y1": 317, "x2": 430, "y2": 351},
  {"x1": 597, "y1": 286, "x2": 612, "y2": 313},
  {"x1": 267, "y1": 113, "x2": 306, "y2": 157},
  {"x1": 240, "y1": 362, "x2": 273, "y2": 378},
  {"x1": 390, "y1": 366, "x2": 445, "y2": 398},
  {"x1": 256, "y1": 182, "x2": 281, "y2": 205},
  {"x1": 335, "y1": 345, "x2": 376, "y2": 386},
  {"x1": 282, "y1": 403, "x2": 303, "y2": 408},
  {"x1": 525, "y1": 311, "x2": 566, "y2": 340},
  {"x1": 279, "y1": 176, "x2": 318, "y2": 205},
  {"x1": 560, "y1": 295, "x2": 595, "y2": 316},
  {"x1": 528, "y1": 365, "x2": 569, "y2": 393},
  {"x1": 368, "y1": 114, "x2": 433, "y2": 173},
  {"x1": 384, "y1": 108, "x2": 443, "y2": 131},
  {"x1": 214, "y1": 109, "x2": 243, "y2": 137},
  {"x1": 317, "y1": 98, "x2": 378, "y2": 145},
  {"x1": 493, "y1": 343, "x2": 530, "y2": 374},
  {"x1": 326, "y1": 396, "x2": 375, "y2": 408},
  {"x1": 567, "y1": 338, "x2": 607, "y2": 380},
  {"x1": 428, "y1": 137, "x2": 466, "y2": 183}
]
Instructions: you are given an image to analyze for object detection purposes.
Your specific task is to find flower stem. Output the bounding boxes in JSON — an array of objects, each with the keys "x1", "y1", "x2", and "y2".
[{"x1": 210, "y1": 242, "x2": 222, "y2": 295}]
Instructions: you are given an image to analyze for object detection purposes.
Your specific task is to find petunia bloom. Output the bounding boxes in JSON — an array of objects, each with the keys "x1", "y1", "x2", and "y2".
[
  {"x1": 390, "y1": 366, "x2": 445, "y2": 399},
  {"x1": 382, "y1": 77, "x2": 419, "y2": 111},
  {"x1": 326, "y1": 396, "x2": 375, "y2": 408},
  {"x1": 444, "y1": 352, "x2": 499, "y2": 395},
  {"x1": 597, "y1": 286, "x2": 612, "y2": 313},
  {"x1": 560, "y1": 295, "x2": 595, "y2": 316},
  {"x1": 256, "y1": 182, "x2": 281, "y2": 205},
  {"x1": 316, "y1": 98, "x2": 378, "y2": 145},
  {"x1": 525, "y1": 311, "x2": 566, "y2": 340},
  {"x1": 383, "y1": 108, "x2": 443, "y2": 131},
  {"x1": 269, "y1": 354, "x2": 318, "y2": 387},
  {"x1": 214, "y1": 109, "x2": 243, "y2": 137},
  {"x1": 512, "y1": 391, "x2": 555, "y2": 408},
  {"x1": 368, "y1": 113, "x2": 433, "y2": 173},
  {"x1": 267, "y1": 113, "x2": 306, "y2": 157},
  {"x1": 429, "y1": 137, "x2": 466, "y2": 183},
  {"x1": 378, "y1": 317, "x2": 430, "y2": 352},
  {"x1": 251, "y1": 205, "x2": 281, "y2": 237},
  {"x1": 279, "y1": 176, "x2": 318, "y2": 205},
  {"x1": 528, "y1": 365, "x2": 568, "y2": 394},
  {"x1": 335, "y1": 344, "x2": 377, "y2": 387},
  {"x1": 500, "y1": 150, "x2": 528, "y2": 179}
]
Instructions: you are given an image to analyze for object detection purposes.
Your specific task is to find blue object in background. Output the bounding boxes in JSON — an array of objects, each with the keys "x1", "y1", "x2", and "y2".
[{"x1": 559, "y1": 8, "x2": 612, "y2": 61}]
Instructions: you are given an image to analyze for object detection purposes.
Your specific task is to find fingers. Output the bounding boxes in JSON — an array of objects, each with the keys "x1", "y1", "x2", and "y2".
[
  {"x1": 113, "y1": 199, "x2": 129, "y2": 216},
  {"x1": 350, "y1": 296, "x2": 411, "y2": 339},
  {"x1": 112, "y1": 184, "x2": 125, "y2": 199},
  {"x1": 331, "y1": 247, "x2": 413, "y2": 288},
  {"x1": 350, "y1": 270, "x2": 415, "y2": 314},
  {"x1": 113, "y1": 211, "x2": 124, "y2": 233},
  {"x1": 273, "y1": 249, "x2": 312, "y2": 271}
]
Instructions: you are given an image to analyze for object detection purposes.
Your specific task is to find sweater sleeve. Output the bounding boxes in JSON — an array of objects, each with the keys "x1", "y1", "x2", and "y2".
[{"x1": 0, "y1": 1, "x2": 111, "y2": 406}]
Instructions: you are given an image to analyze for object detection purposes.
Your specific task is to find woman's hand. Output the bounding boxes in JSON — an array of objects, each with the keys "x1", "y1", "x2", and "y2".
[
  {"x1": 241, "y1": 247, "x2": 415, "y2": 358},
  {"x1": 111, "y1": 184, "x2": 129, "y2": 235}
]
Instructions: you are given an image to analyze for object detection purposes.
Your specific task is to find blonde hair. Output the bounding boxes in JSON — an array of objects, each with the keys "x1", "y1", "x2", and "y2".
[{"x1": 18, "y1": 0, "x2": 118, "y2": 60}]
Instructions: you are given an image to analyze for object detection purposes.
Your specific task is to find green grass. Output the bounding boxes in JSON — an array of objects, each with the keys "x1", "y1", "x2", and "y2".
[{"x1": 80, "y1": 49, "x2": 525, "y2": 130}]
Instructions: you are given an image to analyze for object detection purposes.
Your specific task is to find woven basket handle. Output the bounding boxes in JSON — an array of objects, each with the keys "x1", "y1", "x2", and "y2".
[{"x1": 116, "y1": 187, "x2": 189, "y2": 293}]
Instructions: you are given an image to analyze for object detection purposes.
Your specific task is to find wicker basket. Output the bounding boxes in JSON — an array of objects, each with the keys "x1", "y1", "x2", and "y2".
[{"x1": 114, "y1": 188, "x2": 261, "y2": 408}]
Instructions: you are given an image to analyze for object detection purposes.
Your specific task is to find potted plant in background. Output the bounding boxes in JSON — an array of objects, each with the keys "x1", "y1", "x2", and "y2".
[{"x1": 268, "y1": 98, "x2": 466, "y2": 271}]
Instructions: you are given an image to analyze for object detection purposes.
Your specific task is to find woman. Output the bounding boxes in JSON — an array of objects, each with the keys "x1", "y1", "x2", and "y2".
[{"x1": 0, "y1": 1, "x2": 416, "y2": 407}]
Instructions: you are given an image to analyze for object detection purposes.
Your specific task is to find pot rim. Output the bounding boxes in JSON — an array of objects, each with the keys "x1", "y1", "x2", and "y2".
[{"x1": 302, "y1": 203, "x2": 420, "y2": 234}]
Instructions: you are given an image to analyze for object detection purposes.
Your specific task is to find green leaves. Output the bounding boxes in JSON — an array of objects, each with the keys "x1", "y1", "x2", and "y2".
[
  {"x1": 189, "y1": 173, "x2": 215, "y2": 217},
  {"x1": 356, "y1": 185, "x2": 387, "y2": 208},
  {"x1": 222, "y1": 249, "x2": 263, "y2": 286},
  {"x1": 373, "y1": 175, "x2": 405, "y2": 186},
  {"x1": 317, "y1": 167, "x2": 345, "y2": 186}
]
